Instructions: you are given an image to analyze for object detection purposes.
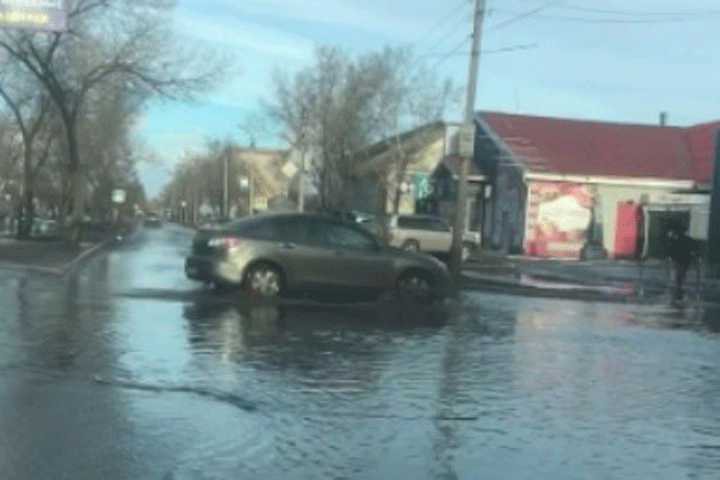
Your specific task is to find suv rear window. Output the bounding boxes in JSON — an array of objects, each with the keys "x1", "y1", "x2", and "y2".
[
  {"x1": 397, "y1": 216, "x2": 426, "y2": 230},
  {"x1": 397, "y1": 216, "x2": 449, "y2": 231}
]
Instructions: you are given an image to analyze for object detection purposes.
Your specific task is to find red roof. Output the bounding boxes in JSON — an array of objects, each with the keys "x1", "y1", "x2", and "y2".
[
  {"x1": 685, "y1": 121, "x2": 720, "y2": 185},
  {"x1": 480, "y1": 111, "x2": 695, "y2": 181}
]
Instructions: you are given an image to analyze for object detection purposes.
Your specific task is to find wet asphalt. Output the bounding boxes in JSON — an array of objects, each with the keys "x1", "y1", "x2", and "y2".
[{"x1": 1, "y1": 223, "x2": 720, "y2": 480}]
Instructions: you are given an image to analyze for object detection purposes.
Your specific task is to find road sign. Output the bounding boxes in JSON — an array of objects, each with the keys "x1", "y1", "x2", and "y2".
[
  {"x1": 458, "y1": 123, "x2": 475, "y2": 158},
  {"x1": 0, "y1": 0, "x2": 67, "y2": 32},
  {"x1": 111, "y1": 189, "x2": 126, "y2": 204},
  {"x1": 281, "y1": 161, "x2": 298, "y2": 178},
  {"x1": 253, "y1": 197, "x2": 268, "y2": 211}
]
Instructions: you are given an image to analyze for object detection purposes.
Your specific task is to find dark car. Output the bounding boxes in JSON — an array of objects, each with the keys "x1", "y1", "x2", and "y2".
[
  {"x1": 185, "y1": 212, "x2": 450, "y2": 302},
  {"x1": 144, "y1": 214, "x2": 162, "y2": 228}
]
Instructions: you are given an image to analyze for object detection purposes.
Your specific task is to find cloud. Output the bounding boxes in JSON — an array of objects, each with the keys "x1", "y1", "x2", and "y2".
[
  {"x1": 173, "y1": 9, "x2": 314, "y2": 61},
  {"x1": 181, "y1": 0, "x2": 444, "y2": 42}
]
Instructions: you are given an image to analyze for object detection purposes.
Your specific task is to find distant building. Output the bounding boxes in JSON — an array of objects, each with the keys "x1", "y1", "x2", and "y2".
[
  {"x1": 476, "y1": 111, "x2": 716, "y2": 258},
  {"x1": 229, "y1": 147, "x2": 294, "y2": 215}
]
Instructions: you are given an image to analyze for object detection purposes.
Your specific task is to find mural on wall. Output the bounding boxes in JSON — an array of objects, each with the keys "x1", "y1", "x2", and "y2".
[{"x1": 524, "y1": 181, "x2": 593, "y2": 258}]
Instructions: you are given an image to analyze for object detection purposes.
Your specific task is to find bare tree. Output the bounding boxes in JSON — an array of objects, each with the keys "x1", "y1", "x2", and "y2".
[
  {"x1": 0, "y1": 0, "x2": 230, "y2": 243},
  {"x1": 365, "y1": 46, "x2": 460, "y2": 213},
  {"x1": 265, "y1": 45, "x2": 459, "y2": 214},
  {"x1": 238, "y1": 113, "x2": 270, "y2": 149},
  {"x1": 0, "y1": 61, "x2": 58, "y2": 238}
]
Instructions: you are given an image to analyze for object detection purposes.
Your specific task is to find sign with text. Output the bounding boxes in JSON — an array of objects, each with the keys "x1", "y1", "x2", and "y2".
[{"x1": 0, "y1": 0, "x2": 67, "y2": 32}]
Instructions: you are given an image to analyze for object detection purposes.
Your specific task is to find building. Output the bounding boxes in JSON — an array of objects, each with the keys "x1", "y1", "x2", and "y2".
[
  {"x1": 350, "y1": 121, "x2": 463, "y2": 215},
  {"x1": 229, "y1": 147, "x2": 294, "y2": 215},
  {"x1": 476, "y1": 111, "x2": 716, "y2": 258}
]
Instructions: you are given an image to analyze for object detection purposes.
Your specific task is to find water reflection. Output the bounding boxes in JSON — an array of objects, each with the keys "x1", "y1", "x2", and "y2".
[{"x1": 702, "y1": 304, "x2": 720, "y2": 333}]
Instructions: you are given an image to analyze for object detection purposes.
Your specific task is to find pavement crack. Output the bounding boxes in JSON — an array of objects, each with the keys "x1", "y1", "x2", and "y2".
[{"x1": 92, "y1": 376, "x2": 257, "y2": 412}]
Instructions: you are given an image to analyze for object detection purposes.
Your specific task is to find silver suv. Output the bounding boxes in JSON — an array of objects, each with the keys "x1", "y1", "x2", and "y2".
[{"x1": 385, "y1": 214, "x2": 480, "y2": 261}]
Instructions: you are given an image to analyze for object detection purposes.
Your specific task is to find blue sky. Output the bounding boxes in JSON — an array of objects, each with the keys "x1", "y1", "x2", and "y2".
[{"x1": 135, "y1": 0, "x2": 720, "y2": 197}]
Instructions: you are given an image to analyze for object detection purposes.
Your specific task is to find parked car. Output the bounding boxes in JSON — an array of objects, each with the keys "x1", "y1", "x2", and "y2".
[
  {"x1": 384, "y1": 214, "x2": 481, "y2": 262},
  {"x1": 185, "y1": 212, "x2": 450, "y2": 301}
]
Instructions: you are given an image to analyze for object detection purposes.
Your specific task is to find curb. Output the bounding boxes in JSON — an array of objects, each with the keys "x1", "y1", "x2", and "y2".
[
  {"x1": 459, "y1": 272, "x2": 652, "y2": 304},
  {"x1": 60, "y1": 236, "x2": 116, "y2": 278},
  {"x1": 0, "y1": 235, "x2": 119, "y2": 278}
]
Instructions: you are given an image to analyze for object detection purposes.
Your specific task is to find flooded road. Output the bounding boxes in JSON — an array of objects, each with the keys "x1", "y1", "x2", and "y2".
[{"x1": 1, "y1": 224, "x2": 720, "y2": 479}]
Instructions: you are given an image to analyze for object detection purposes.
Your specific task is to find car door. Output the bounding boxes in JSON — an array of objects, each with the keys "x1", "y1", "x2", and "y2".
[
  {"x1": 271, "y1": 217, "x2": 338, "y2": 290},
  {"x1": 315, "y1": 220, "x2": 394, "y2": 292}
]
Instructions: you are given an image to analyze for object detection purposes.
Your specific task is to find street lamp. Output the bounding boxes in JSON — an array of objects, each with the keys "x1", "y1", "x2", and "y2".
[{"x1": 180, "y1": 200, "x2": 187, "y2": 224}]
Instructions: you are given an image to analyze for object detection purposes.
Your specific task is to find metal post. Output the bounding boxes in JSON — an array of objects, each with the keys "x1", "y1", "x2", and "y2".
[
  {"x1": 298, "y1": 150, "x2": 306, "y2": 213},
  {"x1": 223, "y1": 147, "x2": 229, "y2": 221},
  {"x1": 707, "y1": 129, "x2": 720, "y2": 278},
  {"x1": 450, "y1": 0, "x2": 485, "y2": 288}
]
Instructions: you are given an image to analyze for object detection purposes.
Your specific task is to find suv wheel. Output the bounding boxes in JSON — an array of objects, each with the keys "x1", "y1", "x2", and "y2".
[{"x1": 461, "y1": 242, "x2": 475, "y2": 262}]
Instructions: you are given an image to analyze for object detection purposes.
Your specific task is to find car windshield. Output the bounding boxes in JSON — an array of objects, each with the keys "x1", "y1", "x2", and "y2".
[{"x1": 2, "y1": 1, "x2": 719, "y2": 480}]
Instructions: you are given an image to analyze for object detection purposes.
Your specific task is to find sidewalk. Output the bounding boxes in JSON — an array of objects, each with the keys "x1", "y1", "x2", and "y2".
[
  {"x1": 0, "y1": 225, "x2": 128, "y2": 275},
  {"x1": 462, "y1": 251, "x2": 720, "y2": 303}
]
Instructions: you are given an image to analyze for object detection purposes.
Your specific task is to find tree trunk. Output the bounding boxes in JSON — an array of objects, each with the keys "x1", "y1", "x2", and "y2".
[
  {"x1": 18, "y1": 147, "x2": 35, "y2": 240},
  {"x1": 65, "y1": 122, "x2": 85, "y2": 246}
]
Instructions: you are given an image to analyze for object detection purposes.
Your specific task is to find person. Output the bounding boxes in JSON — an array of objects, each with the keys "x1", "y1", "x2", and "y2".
[
  {"x1": 634, "y1": 197, "x2": 647, "y2": 261},
  {"x1": 667, "y1": 222, "x2": 699, "y2": 300}
]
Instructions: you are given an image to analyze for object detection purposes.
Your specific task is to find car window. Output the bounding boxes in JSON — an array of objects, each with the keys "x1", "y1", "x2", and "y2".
[
  {"x1": 272, "y1": 217, "x2": 313, "y2": 244},
  {"x1": 397, "y1": 216, "x2": 422, "y2": 230},
  {"x1": 317, "y1": 221, "x2": 378, "y2": 251},
  {"x1": 431, "y1": 219, "x2": 451, "y2": 232},
  {"x1": 227, "y1": 216, "x2": 277, "y2": 240}
]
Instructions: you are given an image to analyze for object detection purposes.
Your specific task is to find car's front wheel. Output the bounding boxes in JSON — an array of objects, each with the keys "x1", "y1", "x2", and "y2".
[
  {"x1": 395, "y1": 269, "x2": 435, "y2": 303},
  {"x1": 244, "y1": 262, "x2": 285, "y2": 298}
]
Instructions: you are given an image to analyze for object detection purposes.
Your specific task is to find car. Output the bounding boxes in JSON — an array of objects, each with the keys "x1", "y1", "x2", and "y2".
[
  {"x1": 383, "y1": 214, "x2": 480, "y2": 262},
  {"x1": 185, "y1": 212, "x2": 450, "y2": 302},
  {"x1": 144, "y1": 214, "x2": 162, "y2": 228}
]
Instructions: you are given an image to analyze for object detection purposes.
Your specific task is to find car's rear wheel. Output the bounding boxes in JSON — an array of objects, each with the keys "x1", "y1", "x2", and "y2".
[
  {"x1": 402, "y1": 239, "x2": 420, "y2": 252},
  {"x1": 244, "y1": 262, "x2": 284, "y2": 298},
  {"x1": 396, "y1": 269, "x2": 434, "y2": 303}
]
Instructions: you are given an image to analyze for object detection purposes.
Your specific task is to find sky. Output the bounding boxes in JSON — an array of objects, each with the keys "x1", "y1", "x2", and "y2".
[{"x1": 134, "y1": 0, "x2": 720, "y2": 198}]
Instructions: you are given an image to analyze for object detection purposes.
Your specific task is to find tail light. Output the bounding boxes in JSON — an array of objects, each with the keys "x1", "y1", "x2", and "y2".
[{"x1": 208, "y1": 236, "x2": 243, "y2": 248}]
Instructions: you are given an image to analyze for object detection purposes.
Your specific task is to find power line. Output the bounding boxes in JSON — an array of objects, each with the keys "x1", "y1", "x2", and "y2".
[
  {"x1": 556, "y1": 4, "x2": 720, "y2": 17},
  {"x1": 408, "y1": 0, "x2": 470, "y2": 49},
  {"x1": 422, "y1": 43, "x2": 539, "y2": 57},
  {"x1": 485, "y1": 1, "x2": 554, "y2": 32}
]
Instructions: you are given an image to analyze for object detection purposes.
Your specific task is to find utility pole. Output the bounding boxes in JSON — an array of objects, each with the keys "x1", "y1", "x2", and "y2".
[
  {"x1": 223, "y1": 147, "x2": 229, "y2": 221},
  {"x1": 450, "y1": 0, "x2": 485, "y2": 289}
]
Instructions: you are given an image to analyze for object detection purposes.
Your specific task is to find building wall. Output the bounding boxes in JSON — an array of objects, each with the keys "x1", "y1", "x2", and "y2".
[
  {"x1": 492, "y1": 164, "x2": 525, "y2": 253},
  {"x1": 520, "y1": 179, "x2": 701, "y2": 258},
  {"x1": 383, "y1": 135, "x2": 446, "y2": 214},
  {"x1": 594, "y1": 184, "x2": 678, "y2": 256},
  {"x1": 523, "y1": 180, "x2": 593, "y2": 258}
]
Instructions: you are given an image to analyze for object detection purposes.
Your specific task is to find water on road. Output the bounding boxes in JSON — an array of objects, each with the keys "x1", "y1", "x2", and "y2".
[{"x1": 1, "y1": 224, "x2": 720, "y2": 480}]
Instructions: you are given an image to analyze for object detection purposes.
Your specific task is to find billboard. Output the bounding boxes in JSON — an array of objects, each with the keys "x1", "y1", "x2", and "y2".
[
  {"x1": 524, "y1": 180, "x2": 593, "y2": 258},
  {"x1": 0, "y1": 0, "x2": 67, "y2": 32}
]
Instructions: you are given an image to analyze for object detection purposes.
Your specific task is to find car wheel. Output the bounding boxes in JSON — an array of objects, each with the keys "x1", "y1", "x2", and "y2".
[
  {"x1": 244, "y1": 263, "x2": 284, "y2": 298},
  {"x1": 396, "y1": 269, "x2": 434, "y2": 303},
  {"x1": 402, "y1": 239, "x2": 420, "y2": 252},
  {"x1": 461, "y1": 242, "x2": 475, "y2": 262}
]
